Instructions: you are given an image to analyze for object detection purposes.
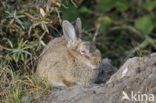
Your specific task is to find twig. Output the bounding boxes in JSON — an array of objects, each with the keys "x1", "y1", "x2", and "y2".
[
  {"x1": 71, "y1": 0, "x2": 78, "y2": 8},
  {"x1": 93, "y1": 24, "x2": 100, "y2": 41},
  {"x1": 24, "y1": 12, "x2": 35, "y2": 20},
  {"x1": 55, "y1": 7, "x2": 62, "y2": 25},
  {"x1": 125, "y1": 38, "x2": 149, "y2": 60}
]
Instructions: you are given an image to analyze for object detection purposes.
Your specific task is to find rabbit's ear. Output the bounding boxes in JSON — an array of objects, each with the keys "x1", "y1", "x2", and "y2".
[
  {"x1": 62, "y1": 20, "x2": 77, "y2": 43},
  {"x1": 75, "y1": 17, "x2": 82, "y2": 38}
]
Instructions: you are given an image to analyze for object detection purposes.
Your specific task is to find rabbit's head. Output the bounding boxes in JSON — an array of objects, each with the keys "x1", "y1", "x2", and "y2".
[{"x1": 62, "y1": 18, "x2": 101, "y2": 69}]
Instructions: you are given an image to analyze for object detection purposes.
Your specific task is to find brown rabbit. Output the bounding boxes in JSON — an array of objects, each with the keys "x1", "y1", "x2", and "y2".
[{"x1": 36, "y1": 18, "x2": 101, "y2": 87}]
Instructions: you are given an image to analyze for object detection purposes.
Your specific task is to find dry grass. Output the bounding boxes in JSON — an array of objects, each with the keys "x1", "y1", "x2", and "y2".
[{"x1": 0, "y1": 63, "x2": 51, "y2": 103}]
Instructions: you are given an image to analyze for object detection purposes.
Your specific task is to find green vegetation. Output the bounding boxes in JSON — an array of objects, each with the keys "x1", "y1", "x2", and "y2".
[{"x1": 0, "y1": 0, "x2": 156, "y2": 102}]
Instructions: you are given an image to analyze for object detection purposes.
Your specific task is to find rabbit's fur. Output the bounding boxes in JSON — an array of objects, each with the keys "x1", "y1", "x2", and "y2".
[{"x1": 36, "y1": 18, "x2": 101, "y2": 87}]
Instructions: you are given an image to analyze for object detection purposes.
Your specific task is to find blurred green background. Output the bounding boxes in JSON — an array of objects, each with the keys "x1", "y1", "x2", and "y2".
[
  {"x1": 0, "y1": 0, "x2": 156, "y2": 67},
  {"x1": 0, "y1": 0, "x2": 156, "y2": 102}
]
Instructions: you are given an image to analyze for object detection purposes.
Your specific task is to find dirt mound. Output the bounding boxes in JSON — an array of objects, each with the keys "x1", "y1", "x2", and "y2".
[{"x1": 42, "y1": 53, "x2": 156, "y2": 103}]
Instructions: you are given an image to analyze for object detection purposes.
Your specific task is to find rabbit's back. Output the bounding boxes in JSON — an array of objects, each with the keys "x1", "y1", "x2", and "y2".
[
  {"x1": 41, "y1": 37, "x2": 66, "y2": 54},
  {"x1": 36, "y1": 37, "x2": 69, "y2": 79}
]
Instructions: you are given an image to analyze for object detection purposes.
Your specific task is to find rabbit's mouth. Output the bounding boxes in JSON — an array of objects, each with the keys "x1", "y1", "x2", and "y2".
[{"x1": 90, "y1": 65, "x2": 100, "y2": 70}]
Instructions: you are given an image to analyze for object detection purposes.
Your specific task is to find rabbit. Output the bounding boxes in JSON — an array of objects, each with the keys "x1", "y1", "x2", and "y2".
[{"x1": 35, "y1": 18, "x2": 102, "y2": 87}]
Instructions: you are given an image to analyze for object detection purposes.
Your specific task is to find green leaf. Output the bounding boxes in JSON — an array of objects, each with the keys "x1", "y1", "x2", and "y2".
[
  {"x1": 145, "y1": 1, "x2": 156, "y2": 11},
  {"x1": 135, "y1": 16, "x2": 154, "y2": 35},
  {"x1": 96, "y1": 0, "x2": 116, "y2": 12},
  {"x1": 79, "y1": 6, "x2": 93, "y2": 14},
  {"x1": 15, "y1": 53, "x2": 20, "y2": 62},
  {"x1": 152, "y1": 16, "x2": 156, "y2": 27},
  {"x1": 40, "y1": 40, "x2": 46, "y2": 46},
  {"x1": 23, "y1": 50, "x2": 31, "y2": 55},
  {"x1": 115, "y1": 1, "x2": 128, "y2": 11},
  {"x1": 99, "y1": 17, "x2": 111, "y2": 33},
  {"x1": 21, "y1": 54, "x2": 24, "y2": 62},
  {"x1": 96, "y1": 44, "x2": 108, "y2": 54},
  {"x1": 60, "y1": 5, "x2": 79, "y2": 21}
]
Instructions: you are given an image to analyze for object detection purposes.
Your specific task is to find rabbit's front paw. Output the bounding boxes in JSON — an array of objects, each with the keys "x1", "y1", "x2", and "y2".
[{"x1": 62, "y1": 79, "x2": 77, "y2": 87}]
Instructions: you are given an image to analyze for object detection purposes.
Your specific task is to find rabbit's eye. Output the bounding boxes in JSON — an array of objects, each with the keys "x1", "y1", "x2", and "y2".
[
  {"x1": 80, "y1": 50, "x2": 87, "y2": 54},
  {"x1": 80, "y1": 49, "x2": 89, "y2": 55},
  {"x1": 81, "y1": 50, "x2": 86, "y2": 53}
]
